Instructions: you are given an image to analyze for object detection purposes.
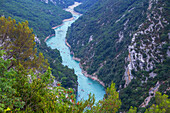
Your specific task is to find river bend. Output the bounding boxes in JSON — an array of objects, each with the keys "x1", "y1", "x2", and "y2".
[{"x1": 46, "y1": 2, "x2": 105, "y2": 102}]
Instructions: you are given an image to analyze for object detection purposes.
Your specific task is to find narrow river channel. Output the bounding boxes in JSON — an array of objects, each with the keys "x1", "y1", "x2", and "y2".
[{"x1": 46, "y1": 2, "x2": 105, "y2": 102}]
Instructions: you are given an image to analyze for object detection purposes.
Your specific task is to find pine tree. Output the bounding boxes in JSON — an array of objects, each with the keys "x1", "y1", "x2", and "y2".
[
  {"x1": 89, "y1": 82, "x2": 122, "y2": 113},
  {"x1": 128, "y1": 106, "x2": 137, "y2": 113},
  {"x1": 0, "y1": 16, "x2": 48, "y2": 71},
  {"x1": 127, "y1": 92, "x2": 170, "y2": 113},
  {"x1": 0, "y1": 50, "x2": 25, "y2": 112},
  {"x1": 0, "y1": 17, "x2": 96, "y2": 112},
  {"x1": 145, "y1": 92, "x2": 170, "y2": 113}
]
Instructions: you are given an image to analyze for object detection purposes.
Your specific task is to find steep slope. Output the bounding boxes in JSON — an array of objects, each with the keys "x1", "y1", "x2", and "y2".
[
  {"x1": 0, "y1": 0, "x2": 78, "y2": 90},
  {"x1": 120, "y1": 0, "x2": 170, "y2": 111},
  {"x1": 0, "y1": 0, "x2": 72, "y2": 38},
  {"x1": 74, "y1": 0, "x2": 99, "y2": 13},
  {"x1": 41, "y1": 0, "x2": 99, "y2": 13},
  {"x1": 66, "y1": 0, "x2": 170, "y2": 111},
  {"x1": 41, "y1": 0, "x2": 75, "y2": 8},
  {"x1": 67, "y1": 0, "x2": 149, "y2": 88}
]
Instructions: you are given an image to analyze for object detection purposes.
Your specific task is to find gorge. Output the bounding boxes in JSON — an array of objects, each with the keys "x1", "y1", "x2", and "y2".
[
  {"x1": 0, "y1": 0, "x2": 169, "y2": 112},
  {"x1": 46, "y1": 2, "x2": 105, "y2": 102}
]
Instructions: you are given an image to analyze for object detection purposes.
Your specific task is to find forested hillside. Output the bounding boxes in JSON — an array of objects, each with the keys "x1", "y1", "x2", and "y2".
[
  {"x1": 0, "y1": 0, "x2": 78, "y2": 90},
  {"x1": 40, "y1": 0, "x2": 99, "y2": 13},
  {"x1": 67, "y1": 0, "x2": 149, "y2": 88},
  {"x1": 0, "y1": 16, "x2": 122, "y2": 112},
  {"x1": 66, "y1": 0, "x2": 170, "y2": 111},
  {"x1": 40, "y1": 0, "x2": 75, "y2": 8},
  {"x1": 0, "y1": 0, "x2": 170, "y2": 112},
  {"x1": 0, "y1": 0, "x2": 72, "y2": 38},
  {"x1": 74, "y1": 0, "x2": 99, "y2": 13},
  {"x1": 0, "y1": 18, "x2": 169, "y2": 112}
]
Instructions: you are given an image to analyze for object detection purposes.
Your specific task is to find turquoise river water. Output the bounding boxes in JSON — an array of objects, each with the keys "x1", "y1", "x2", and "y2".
[{"x1": 46, "y1": 2, "x2": 105, "y2": 102}]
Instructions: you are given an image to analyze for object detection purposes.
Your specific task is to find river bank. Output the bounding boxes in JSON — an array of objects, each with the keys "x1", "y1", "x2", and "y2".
[
  {"x1": 52, "y1": 24, "x2": 64, "y2": 29},
  {"x1": 63, "y1": 17, "x2": 74, "y2": 22},
  {"x1": 65, "y1": 39, "x2": 105, "y2": 87},
  {"x1": 46, "y1": 1, "x2": 106, "y2": 87},
  {"x1": 44, "y1": 34, "x2": 55, "y2": 42},
  {"x1": 64, "y1": 2, "x2": 82, "y2": 15},
  {"x1": 65, "y1": 39, "x2": 71, "y2": 48},
  {"x1": 46, "y1": 2, "x2": 106, "y2": 102},
  {"x1": 45, "y1": 2, "x2": 82, "y2": 42},
  {"x1": 80, "y1": 64, "x2": 105, "y2": 87}
]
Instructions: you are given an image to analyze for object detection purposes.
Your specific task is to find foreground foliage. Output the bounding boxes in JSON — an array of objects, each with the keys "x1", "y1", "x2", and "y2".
[
  {"x1": 0, "y1": 53, "x2": 169, "y2": 112},
  {"x1": 87, "y1": 82, "x2": 121, "y2": 113},
  {"x1": 0, "y1": 16, "x2": 121, "y2": 112},
  {"x1": 145, "y1": 92, "x2": 170, "y2": 113},
  {"x1": 0, "y1": 6, "x2": 169, "y2": 112},
  {"x1": 128, "y1": 92, "x2": 170, "y2": 113},
  {"x1": 0, "y1": 16, "x2": 48, "y2": 71},
  {"x1": 0, "y1": 0, "x2": 78, "y2": 89},
  {"x1": 0, "y1": 50, "x2": 121, "y2": 112},
  {"x1": 66, "y1": 0, "x2": 170, "y2": 111}
]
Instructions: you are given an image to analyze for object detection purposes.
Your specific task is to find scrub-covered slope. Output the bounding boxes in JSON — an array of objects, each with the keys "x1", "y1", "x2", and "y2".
[
  {"x1": 66, "y1": 0, "x2": 170, "y2": 111},
  {"x1": 41, "y1": 0, "x2": 75, "y2": 8},
  {"x1": 74, "y1": 0, "x2": 99, "y2": 13},
  {"x1": 41, "y1": 0, "x2": 99, "y2": 13},
  {"x1": 0, "y1": 0, "x2": 72, "y2": 38},
  {"x1": 0, "y1": 0, "x2": 78, "y2": 90},
  {"x1": 67, "y1": 0, "x2": 149, "y2": 88}
]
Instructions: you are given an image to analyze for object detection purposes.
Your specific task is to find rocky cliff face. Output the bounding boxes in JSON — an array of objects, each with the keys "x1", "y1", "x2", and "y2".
[
  {"x1": 41, "y1": 0, "x2": 48, "y2": 4},
  {"x1": 123, "y1": 0, "x2": 170, "y2": 108},
  {"x1": 40, "y1": 0, "x2": 75, "y2": 8},
  {"x1": 67, "y1": 0, "x2": 149, "y2": 88},
  {"x1": 124, "y1": 0, "x2": 169, "y2": 87},
  {"x1": 66, "y1": 0, "x2": 169, "y2": 111}
]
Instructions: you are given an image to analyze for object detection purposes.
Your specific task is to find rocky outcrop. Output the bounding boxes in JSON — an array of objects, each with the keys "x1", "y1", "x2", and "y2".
[
  {"x1": 124, "y1": 0, "x2": 169, "y2": 87},
  {"x1": 140, "y1": 81, "x2": 161, "y2": 107},
  {"x1": 40, "y1": 0, "x2": 58, "y2": 4},
  {"x1": 34, "y1": 36, "x2": 41, "y2": 44},
  {"x1": 40, "y1": 0, "x2": 75, "y2": 8},
  {"x1": 41, "y1": 0, "x2": 49, "y2": 4}
]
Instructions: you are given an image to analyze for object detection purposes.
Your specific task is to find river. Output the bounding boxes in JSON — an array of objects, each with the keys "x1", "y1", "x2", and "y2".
[{"x1": 46, "y1": 2, "x2": 105, "y2": 102}]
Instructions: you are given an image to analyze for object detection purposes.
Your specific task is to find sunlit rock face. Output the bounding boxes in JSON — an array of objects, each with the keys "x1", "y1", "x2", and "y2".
[
  {"x1": 124, "y1": 0, "x2": 169, "y2": 87},
  {"x1": 41, "y1": 0, "x2": 48, "y2": 4}
]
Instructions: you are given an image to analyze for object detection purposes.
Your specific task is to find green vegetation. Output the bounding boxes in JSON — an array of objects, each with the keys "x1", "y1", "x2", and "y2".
[
  {"x1": 0, "y1": 18, "x2": 122, "y2": 111},
  {"x1": 49, "y1": 0, "x2": 75, "y2": 8},
  {"x1": 67, "y1": 0, "x2": 148, "y2": 88},
  {"x1": 128, "y1": 92, "x2": 170, "y2": 113},
  {"x1": 120, "y1": 57, "x2": 170, "y2": 111},
  {"x1": 0, "y1": 47, "x2": 169, "y2": 112},
  {"x1": 1, "y1": 0, "x2": 169, "y2": 112},
  {"x1": 74, "y1": 0, "x2": 99, "y2": 13},
  {"x1": 0, "y1": 0, "x2": 78, "y2": 89},
  {"x1": 0, "y1": 14, "x2": 77, "y2": 91},
  {"x1": 66, "y1": 0, "x2": 170, "y2": 111},
  {"x1": 120, "y1": 0, "x2": 170, "y2": 111},
  {"x1": 0, "y1": 0, "x2": 72, "y2": 38},
  {"x1": 0, "y1": 49, "x2": 87, "y2": 112},
  {"x1": 0, "y1": 16, "x2": 169, "y2": 113},
  {"x1": 36, "y1": 44, "x2": 78, "y2": 89},
  {"x1": 89, "y1": 82, "x2": 121, "y2": 113},
  {"x1": 145, "y1": 92, "x2": 170, "y2": 113},
  {"x1": 0, "y1": 16, "x2": 48, "y2": 72}
]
